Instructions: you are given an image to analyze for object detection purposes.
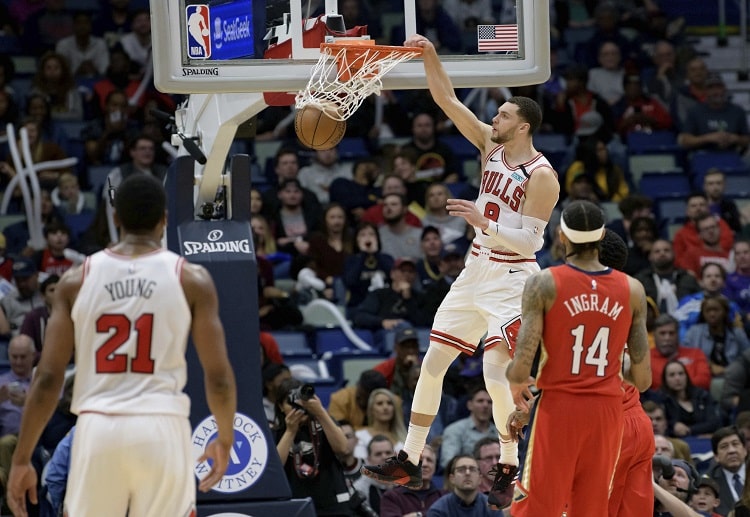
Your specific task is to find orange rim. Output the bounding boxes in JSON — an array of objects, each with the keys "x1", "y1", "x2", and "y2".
[{"x1": 321, "y1": 41, "x2": 422, "y2": 81}]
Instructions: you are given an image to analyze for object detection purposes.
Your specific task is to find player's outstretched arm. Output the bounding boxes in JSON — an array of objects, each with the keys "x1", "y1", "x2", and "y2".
[
  {"x1": 8, "y1": 266, "x2": 80, "y2": 517},
  {"x1": 626, "y1": 277, "x2": 652, "y2": 392},
  {"x1": 404, "y1": 34, "x2": 491, "y2": 151},
  {"x1": 507, "y1": 271, "x2": 554, "y2": 410},
  {"x1": 182, "y1": 263, "x2": 237, "y2": 492}
]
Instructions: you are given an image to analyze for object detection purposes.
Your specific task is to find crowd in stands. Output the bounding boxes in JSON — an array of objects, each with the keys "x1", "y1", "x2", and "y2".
[{"x1": 0, "y1": 0, "x2": 748, "y2": 515}]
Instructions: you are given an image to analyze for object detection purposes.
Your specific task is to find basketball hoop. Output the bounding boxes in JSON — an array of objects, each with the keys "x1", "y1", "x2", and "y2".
[{"x1": 295, "y1": 40, "x2": 422, "y2": 121}]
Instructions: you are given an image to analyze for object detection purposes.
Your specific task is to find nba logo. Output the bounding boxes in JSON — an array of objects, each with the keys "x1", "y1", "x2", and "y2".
[{"x1": 186, "y1": 5, "x2": 211, "y2": 59}]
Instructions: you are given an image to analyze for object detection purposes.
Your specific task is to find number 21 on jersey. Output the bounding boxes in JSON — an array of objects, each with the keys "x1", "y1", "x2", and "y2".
[
  {"x1": 96, "y1": 313, "x2": 155, "y2": 374},
  {"x1": 570, "y1": 325, "x2": 609, "y2": 377}
]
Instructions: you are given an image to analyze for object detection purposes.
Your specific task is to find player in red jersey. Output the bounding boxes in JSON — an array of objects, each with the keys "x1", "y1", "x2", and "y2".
[
  {"x1": 506, "y1": 200, "x2": 652, "y2": 517},
  {"x1": 598, "y1": 230, "x2": 656, "y2": 517}
]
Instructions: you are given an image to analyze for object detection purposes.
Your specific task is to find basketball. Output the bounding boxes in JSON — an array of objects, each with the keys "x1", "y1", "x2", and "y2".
[{"x1": 294, "y1": 105, "x2": 346, "y2": 150}]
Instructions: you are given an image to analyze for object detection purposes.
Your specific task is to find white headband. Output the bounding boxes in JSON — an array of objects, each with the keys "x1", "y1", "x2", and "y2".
[{"x1": 560, "y1": 217, "x2": 605, "y2": 244}]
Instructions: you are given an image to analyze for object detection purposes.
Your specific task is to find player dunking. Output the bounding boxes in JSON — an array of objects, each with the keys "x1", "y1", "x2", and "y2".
[
  {"x1": 361, "y1": 34, "x2": 560, "y2": 509},
  {"x1": 506, "y1": 201, "x2": 651, "y2": 517},
  {"x1": 7, "y1": 174, "x2": 237, "y2": 517}
]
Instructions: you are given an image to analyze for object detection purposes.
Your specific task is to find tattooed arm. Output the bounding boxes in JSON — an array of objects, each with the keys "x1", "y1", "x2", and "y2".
[
  {"x1": 507, "y1": 270, "x2": 555, "y2": 411},
  {"x1": 626, "y1": 277, "x2": 652, "y2": 392}
]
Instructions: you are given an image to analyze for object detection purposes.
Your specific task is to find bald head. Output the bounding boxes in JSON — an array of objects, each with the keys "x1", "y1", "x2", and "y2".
[{"x1": 9, "y1": 334, "x2": 35, "y2": 377}]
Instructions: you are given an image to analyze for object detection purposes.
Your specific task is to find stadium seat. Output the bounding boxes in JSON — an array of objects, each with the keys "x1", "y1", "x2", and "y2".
[
  {"x1": 442, "y1": 134, "x2": 478, "y2": 161},
  {"x1": 639, "y1": 173, "x2": 691, "y2": 199},
  {"x1": 655, "y1": 198, "x2": 687, "y2": 222},
  {"x1": 270, "y1": 331, "x2": 313, "y2": 357},
  {"x1": 322, "y1": 350, "x2": 384, "y2": 386},
  {"x1": 690, "y1": 151, "x2": 746, "y2": 177},
  {"x1": 336, "y1": 137, "x2": 369, "y2": 159},
  {"x1": 628, "y1": 154, "x2": 681, "y2": 186},
  {"x1": 87, "y1": 165, "x2": 112, "y2": 196},
  {"x1": 724, "y1": 174, "x2": 750, "y2": 197},
  {"x1": 285, "y1": 356, "x2": 335, "y2": 383},
  {"x1": 626, "y1": 131, "x2": 680, "y2": 155},
  {"x1": 599, "y1": 201, "x2": 622, "y2": 223},
  {"x1": 314, "y1": 328, "x2": 376, "y2": 354}
]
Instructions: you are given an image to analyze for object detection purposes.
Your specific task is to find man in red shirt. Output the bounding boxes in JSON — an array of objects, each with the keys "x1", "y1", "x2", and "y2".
[
  {"x1": 673, "y1": 193, "x2": 733, "y2": 267},
  {"x1": 675, "y1": 212, "x2": 732, "y2": 277},
  {"x1": 650, "y1": 313, "x2": 712, "y2": 390}
]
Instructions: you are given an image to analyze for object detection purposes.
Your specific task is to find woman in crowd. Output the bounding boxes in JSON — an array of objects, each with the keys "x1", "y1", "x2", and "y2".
[
  {"x1": 354, "y1": 388, "x2": 406, "y2": 460},
  {"x1": 343, "y1": 222, "x2": 394, "y2": 315},
  {"x1": 659, "y1": 359, "x2": 722, "y2": 438},
  {"x1": 274, "y1": 378, "x2": 351, "y2": 515},
  {"x1": 683, "y1": 295, "x2": 750, "y2": 378},
  {"x1": 306, "y1": 202, "x2": 354, "y2": 289},
  {"x1": 564, "y1": 136, "x2": 629, "y2": 202},
  {"x1": 29, "y1": 52, "x2": 83, "y2": 121}
]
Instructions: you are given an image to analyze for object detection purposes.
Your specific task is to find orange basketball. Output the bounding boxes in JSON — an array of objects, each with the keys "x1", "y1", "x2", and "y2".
[{"x1": 294, "y1": 105, "x2": 346, "y2": 150}]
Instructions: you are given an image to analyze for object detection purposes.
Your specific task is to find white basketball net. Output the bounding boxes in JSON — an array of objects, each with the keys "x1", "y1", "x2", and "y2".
[{"x1": 295, "y1": 43, "x2": 421, "y2": 121}]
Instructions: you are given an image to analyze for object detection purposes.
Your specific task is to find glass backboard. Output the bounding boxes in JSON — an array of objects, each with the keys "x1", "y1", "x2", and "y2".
[{"x1": 151, "y1": 0, "x2": 550, "y2": 94}]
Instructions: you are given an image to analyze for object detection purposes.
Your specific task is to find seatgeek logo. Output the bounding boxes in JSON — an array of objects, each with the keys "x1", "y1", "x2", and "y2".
[
  {"x1": 182, "y1": 229, "x2": 251, "y2": 256},
  {"x1": 192, "y1": 413, "x2": 269, "y2": 493}
]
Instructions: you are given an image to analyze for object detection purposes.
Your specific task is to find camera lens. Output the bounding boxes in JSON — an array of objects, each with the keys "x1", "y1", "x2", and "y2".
[{"x1": 300, "y1": 384, "x2": 315, "y2": 401}]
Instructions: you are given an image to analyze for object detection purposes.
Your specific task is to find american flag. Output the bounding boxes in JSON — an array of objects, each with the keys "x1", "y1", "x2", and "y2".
[{"x1": 477, "y1": 24, "x2": 519, "y2": 52}]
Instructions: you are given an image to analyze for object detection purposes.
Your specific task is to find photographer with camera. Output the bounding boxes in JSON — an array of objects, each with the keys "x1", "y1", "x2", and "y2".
[
  {"x1": 653, "y1": 456, "x2": 702, "y2": 517},
  {"x1": 274, "y1": 378, "x2": 351, "y2": 515}
]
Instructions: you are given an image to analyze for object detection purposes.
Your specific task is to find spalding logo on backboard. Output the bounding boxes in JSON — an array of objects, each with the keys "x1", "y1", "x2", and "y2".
[{"x1": 192, "y1": 413, "x2": 268, "y2": 493}]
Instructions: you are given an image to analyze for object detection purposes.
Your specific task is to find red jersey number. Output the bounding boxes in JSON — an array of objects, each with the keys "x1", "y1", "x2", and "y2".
[
  {"x1": 482, "y1": 202, "x2": 501, "y2": 235},
  {"x1": 95, "y1": 313, "x2": 155, "y2": 374},
  {"x1": 570, "y1": 325, "x2": 609, "y2": 377}
]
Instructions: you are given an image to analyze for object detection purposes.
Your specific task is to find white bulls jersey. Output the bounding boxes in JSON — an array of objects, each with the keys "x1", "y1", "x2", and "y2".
[
  {"x1": 70, "y1": 249, "x2": 192, "y2": 417},
  {"x1": 474, "y1": 144, "x2": 554, "y2": 257}
]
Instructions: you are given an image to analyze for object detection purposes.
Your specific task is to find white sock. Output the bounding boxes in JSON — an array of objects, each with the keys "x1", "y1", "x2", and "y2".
[
  {"x1": 499, "y1": 437, "x2": 519, "y2": 467},
  {"x1": 402, "y1": 423, "x2": 430, "y2": 466}
]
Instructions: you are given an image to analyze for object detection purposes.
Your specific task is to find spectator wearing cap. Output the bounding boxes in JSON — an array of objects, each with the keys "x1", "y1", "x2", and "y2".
[
  {"x1": 261, "y1": 147, "x2": 322, "y2": 222},
  {"x1": 0, "y1": 258, "x2": 44, "y2": 337},
  {"x1": 690, "y1": 476, "x2": 722, "y2": 517},
  {"x1": 377, "y1": 193, "x2": 423, "y2": 261},
  {"x1": 328, "y1": 369, "x2": 400, "y2": 430},
  {"x1": 271, "y1": 178, "x2": 321, "y2": 260},
  {"x1": 19, "y1": 273, "x2": 59, "y2": 359},
  {"x1": 419, "y1": 248, "x2": 466, "y2": 322},
  {"x1": 707, "y1": 426, "x2": 747, "y2": 515},
  {"x1": 373, "y1": 325, "x2": 421, "y2": 400},
  {"x1": 351, "y1": 257, "x2": 426, "y2": 332},
  {"x1": 678, "y1": 73, "x2": 750, "y2": 154},
  {"x1": 439, "y1": 385, "x2": 498, "y2": 470},
  {"x1": 416, "y1": 226, "x2": 444, "y2": 289}
]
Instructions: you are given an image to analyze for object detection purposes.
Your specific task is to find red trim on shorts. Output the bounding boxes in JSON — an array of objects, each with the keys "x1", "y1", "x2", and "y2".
[
  {"x1": 430, "y1": 329, "x2": 476, "y2": 354},
  {"x1": 484, "y1": 335, "x2": 509, "y2": 351},
  {"x1": 470, "y1": 244, "x2": 536, "y2": 263}
]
